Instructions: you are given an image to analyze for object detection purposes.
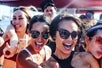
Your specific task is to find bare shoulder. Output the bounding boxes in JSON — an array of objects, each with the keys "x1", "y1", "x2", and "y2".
[
  {"x1": 17, "y1": 49, "x2": 29, "y2": 64},
  {"x1": 71, "y1": 52, "x2": 99, "y2": 68},
  {"x1": 41, "y1": 57, "x2": 60, "y2": 68},
  {"x1": 43, "y1": 45, "x2": 52, "y2": 60}
]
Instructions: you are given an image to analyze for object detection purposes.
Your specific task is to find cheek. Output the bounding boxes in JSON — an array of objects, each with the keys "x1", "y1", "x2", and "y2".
[
  {"x1": 43, "y1": 39, "x2": 48, "y2": 45},
  {"x1": 88, "y1": 42, "x2": 98, "y2": 52},
  {"x1": 55, "y1": 34, "x2": 63, "y2": 47},
  {"x1": 73, "y1": 38, "x2": 78, "y2": 45}
]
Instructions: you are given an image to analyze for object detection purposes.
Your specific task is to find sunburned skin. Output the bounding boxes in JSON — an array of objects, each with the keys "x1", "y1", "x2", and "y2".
[{"x1": 71, "y1": 52, "x2": 100, "y2": 68}]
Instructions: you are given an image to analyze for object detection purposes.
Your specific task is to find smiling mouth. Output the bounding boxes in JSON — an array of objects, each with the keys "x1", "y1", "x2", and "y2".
[
  {"x1": 35, "y1": 42, "x2": 43, "y2": 50},
  {"x1": 63, "y1": 43, "x2": 72, "y2": 50},
  {"x1": 14, "y1": 25, "x2": 21, "y2": 29}
]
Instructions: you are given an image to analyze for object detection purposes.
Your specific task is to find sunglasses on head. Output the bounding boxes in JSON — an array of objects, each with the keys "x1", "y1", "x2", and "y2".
[
  {"x1": 30, "y1": 30, "x2": 49, "y2": 39},
  {"x1": 95, "y1": 36, "x2": 102, "y2": 45},
  {"x1": 58, "y1": 28, "x2": 78, "y2": 39}
]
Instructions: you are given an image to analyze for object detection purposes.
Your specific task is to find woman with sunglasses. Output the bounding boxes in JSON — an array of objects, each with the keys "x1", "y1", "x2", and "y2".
[
  {"x1": 16, "y1": 15, "x2": 59, "y2": 68},
  {"x1": 49, "y1": 13, "x2": 81, "y2": 68},
  {"x1": 71, "y1": 23, "x2": 102, "y2": 68},
  {"x1": 0, "y1": 6, "x2": 32, "y2": 68}
]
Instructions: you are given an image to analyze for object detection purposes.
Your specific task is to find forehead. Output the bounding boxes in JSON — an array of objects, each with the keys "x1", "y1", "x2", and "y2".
[
  {"x1": 13, "y1": 10, "x2": 26, "y2": 17},
  {"x1": 45, "y1": 6, "x2": 55, "y2": 10},
  {"x1": 59, "y1": 20, "x2": 79, "y2": 31},
  {"x1": 96, "y1": 30, "x2": 102, "y2": 37},
  {"x1": 31, "y1": 22, "x2": 49, "y2": 31}
]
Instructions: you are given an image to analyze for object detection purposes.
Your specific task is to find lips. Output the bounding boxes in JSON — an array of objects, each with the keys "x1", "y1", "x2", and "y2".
[
  {"x1": 63, "y1": 43, "x2": 72, "y2": 50},
  {"x1": 14, "y1": 25, "x2": 21, "y2": 29},
  {"x1": 35, "y1": 42, "x2": 43, "y2": 50}
]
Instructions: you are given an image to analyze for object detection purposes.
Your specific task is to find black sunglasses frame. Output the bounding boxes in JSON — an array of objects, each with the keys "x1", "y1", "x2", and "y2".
[
  {"x1": 30, "y1": 30, "x2": 49, "y2": 39},
  {"x1": 57, "y1": 28, "x2": 79, "y2": 39}
]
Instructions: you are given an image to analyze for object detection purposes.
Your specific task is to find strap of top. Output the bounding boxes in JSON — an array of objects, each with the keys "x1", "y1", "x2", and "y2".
[{"x1": 24, "y1": 48, "x2": 34, "y2": 62}]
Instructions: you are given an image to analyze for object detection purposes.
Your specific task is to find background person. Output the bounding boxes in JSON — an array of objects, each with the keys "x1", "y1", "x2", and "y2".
[
  {"x1": 40, "y1": 0, "x2": 57, "y2": 25},
  {"x1": 0, "y1": 6, "x2": 32, "y2": 68}
]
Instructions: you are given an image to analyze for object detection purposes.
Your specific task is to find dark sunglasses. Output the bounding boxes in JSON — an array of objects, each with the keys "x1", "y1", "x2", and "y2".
[
  {"x1": 95, "y1": 36, "x2": 102, "y2": 45},
  {"x1": 30, "y1": 30, "x2": 49, "y2": 39},
  {"x1": 58, "y1": 28, "x2": 78, "y2": 39}
]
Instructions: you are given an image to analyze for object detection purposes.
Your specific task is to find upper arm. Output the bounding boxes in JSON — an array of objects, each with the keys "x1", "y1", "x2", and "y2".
[{"x1": 16, "y1": 50, "x2": 39, "y2": 68}]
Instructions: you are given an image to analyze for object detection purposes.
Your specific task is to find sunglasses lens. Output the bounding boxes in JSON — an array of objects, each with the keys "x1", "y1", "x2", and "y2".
[
  {"x1": 31, "y1": 31, "x2": 40, "y2": 38},
  {"x1": 59, "y1": 29, "x2": 70, "y2": 39},
  {"x1": 42, "y1": 31, "x2": 49, "y2": 39},
  {"x1": 96, "y1": 36, "x2": 102, "y2": 44},
  {"x1": 71, "y1": 31, "x2": 78, "y2": 39}
]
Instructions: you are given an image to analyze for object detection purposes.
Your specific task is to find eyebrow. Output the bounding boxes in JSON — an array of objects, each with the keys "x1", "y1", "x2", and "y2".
[{"x1": 13, "y1": 15, "x2": 24, "y2": 18}]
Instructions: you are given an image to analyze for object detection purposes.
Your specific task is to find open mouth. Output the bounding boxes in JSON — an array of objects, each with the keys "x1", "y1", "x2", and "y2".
[
  {"x1": 63, "y1": 43, "x2": 72, "y2": 50},
  {"x1": 14, "y1": 25, "x2": 21, "y2": 29},
  {"x1": 35, "y1": 42, "x2": 43, "y2": 50}
]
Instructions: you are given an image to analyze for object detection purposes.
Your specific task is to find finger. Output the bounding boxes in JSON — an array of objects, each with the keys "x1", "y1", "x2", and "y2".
[
  {"x1": 6, "y1": 42, "x2": 10, "y2": 48},
  {"x1": 54, "y1": 63, "x2": 60, "y2": 68}
]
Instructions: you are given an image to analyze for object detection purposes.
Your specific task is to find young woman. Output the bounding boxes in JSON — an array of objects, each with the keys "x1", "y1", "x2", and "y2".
[
  {"x1": 49, "y1": 13, "x2": 81, "y2": 68},
  {"x1": 16, "y1": 15, "x2": 59, "y2": 68},
  {"x1": 71, "y1": 23, "x2": 102, "y2": 68},
  {"x1": 0, "y1": 6, "x2": 32, "y2": 68}
]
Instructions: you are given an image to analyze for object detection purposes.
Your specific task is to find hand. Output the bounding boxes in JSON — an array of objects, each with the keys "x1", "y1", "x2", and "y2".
[{"x1": 3, "y1": 42, "x2": 17, "y2": 58}]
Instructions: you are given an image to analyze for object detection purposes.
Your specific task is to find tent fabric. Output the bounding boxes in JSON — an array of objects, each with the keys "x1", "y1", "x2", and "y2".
[{"x1": 0, "y1": 0, "x2": 102, "y2": 8}]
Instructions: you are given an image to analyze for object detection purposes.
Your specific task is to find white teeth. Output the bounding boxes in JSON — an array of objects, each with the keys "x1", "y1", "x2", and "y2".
[
  {"x1": 64, "y1": 43, "x2": 71, "y2": 45},
  {"x1": 36, "y1": 42, "x2": 43, "y2": 45}
]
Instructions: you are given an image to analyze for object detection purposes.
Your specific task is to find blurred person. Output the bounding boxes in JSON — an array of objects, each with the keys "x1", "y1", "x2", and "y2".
[
  {"x1": 71, "y1": 23, "x2": 102, "y2": 68},
  {"x1": 71, "y1": 52, "x2": 99, "y2": 68},
  {"x1": 16, "y1": 15, "x2": 59, "y2": 68},
  {"x1": 0, "y1": 6, "x2": 32, "y2": 68},
  {"x1": 85, "y1": 10, "x2": 96, "y2": 30},
  {"x1": 40, "y1": 0, "x2": 57, "y2": 25},
  {"x1": 49, "y1": 13, "x2": 81, "y2": 68}
]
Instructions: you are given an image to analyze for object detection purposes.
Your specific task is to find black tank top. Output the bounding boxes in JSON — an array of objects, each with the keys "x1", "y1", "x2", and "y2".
[{"x1": 52, "y1": 51, "x2": 74, "y2": 68}]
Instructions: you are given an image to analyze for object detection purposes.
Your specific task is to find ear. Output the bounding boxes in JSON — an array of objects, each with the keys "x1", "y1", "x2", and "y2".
[{"x1": 84, "y1": 36, "x2": 90, "y2": 51}]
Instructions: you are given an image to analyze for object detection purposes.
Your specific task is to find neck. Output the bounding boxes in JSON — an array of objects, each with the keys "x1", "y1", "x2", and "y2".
[
  {"x1": 54, "y1": 48, "x2": 71, "y2": 60},
  {"x1": 16, "y1": 31, "x2": 26, "y2": 39}
]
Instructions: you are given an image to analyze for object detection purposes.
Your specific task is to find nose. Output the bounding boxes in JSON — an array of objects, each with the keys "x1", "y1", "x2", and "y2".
[
  {"x1": 67, "y1": 35, "x2": 73, "y2": 41},
  {"x1": 14, "y1": 19, "x2": 19, "y2": 24},
  {"x1": 37, "y1": 35, "x2": 43, "y2": 42}
]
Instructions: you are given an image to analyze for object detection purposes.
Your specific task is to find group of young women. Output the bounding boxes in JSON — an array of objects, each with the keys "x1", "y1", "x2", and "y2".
[{"x1": 0, "y1": 4, "x2": 102, "y2": 68}]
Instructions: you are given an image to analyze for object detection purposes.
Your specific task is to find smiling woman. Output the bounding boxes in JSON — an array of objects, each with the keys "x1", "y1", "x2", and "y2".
[
  {"x1": 49, "y1": 13, "x2": 81, "y2": 68},
  {"x1": 16, "y1": 15, "x2": 59, "y2": 68}
]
